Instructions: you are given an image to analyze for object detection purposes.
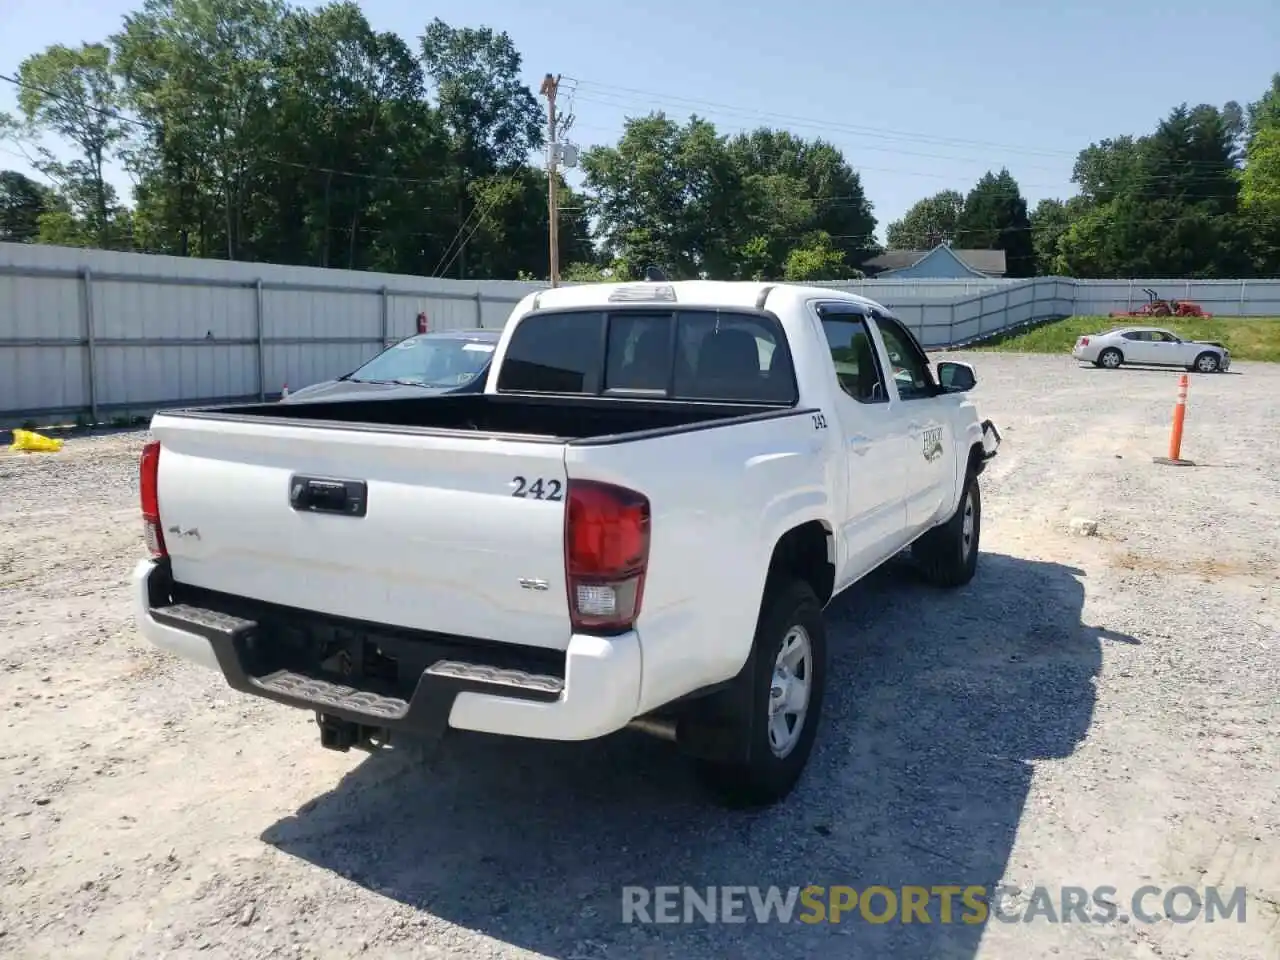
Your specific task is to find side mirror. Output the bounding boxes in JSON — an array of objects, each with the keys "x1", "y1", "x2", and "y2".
[{"x1": 937, "y1": 360, "x2": 977, "y2": 392}]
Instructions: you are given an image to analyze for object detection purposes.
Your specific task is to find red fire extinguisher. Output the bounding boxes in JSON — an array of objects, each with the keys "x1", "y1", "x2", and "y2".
[{"x1": 416, "y1": 311, "x2": 429, "y2": 334}]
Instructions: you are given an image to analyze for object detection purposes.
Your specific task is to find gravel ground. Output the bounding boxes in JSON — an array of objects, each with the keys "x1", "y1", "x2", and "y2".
[{"x1": 1, "y1": 353, "x2": 1277, "y2": 960}]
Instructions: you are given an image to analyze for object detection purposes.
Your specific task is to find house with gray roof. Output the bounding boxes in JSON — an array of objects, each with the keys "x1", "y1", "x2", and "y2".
[{"x1": 863, "y1": 243, "x2": 1008, "y2": 279}]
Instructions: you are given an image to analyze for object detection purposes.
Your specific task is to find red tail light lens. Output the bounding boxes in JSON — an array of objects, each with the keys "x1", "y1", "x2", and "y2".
[
  {"x1": 564, "y1": 479, "x2": 650, "y2": 634},
  {"x1": 1080, "y1": 337, "x2": 1090, "y2": 346},
  {"x1": 140, "y1": 440, "x2": 166, "y2": 558}
]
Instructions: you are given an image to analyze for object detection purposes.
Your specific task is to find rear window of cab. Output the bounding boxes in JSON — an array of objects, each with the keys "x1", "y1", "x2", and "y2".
[{"x1": 495, "y1": 309, "x2": 798, "y2": 405}]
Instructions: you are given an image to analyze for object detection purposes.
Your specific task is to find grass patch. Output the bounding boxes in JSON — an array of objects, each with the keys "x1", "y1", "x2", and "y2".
[{"x1": 969, "y1": 315, "x2": 1280, "y2": 363}]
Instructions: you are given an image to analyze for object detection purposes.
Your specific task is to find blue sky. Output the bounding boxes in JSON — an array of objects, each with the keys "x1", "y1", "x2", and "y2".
[{"x1": 2, "y1": 0, "x2": 1277, "y2": 244}]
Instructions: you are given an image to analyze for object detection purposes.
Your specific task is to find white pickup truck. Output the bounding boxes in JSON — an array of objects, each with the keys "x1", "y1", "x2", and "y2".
[{"x1": 133, "y1": 280, "x2": 1001, "y2": 807}]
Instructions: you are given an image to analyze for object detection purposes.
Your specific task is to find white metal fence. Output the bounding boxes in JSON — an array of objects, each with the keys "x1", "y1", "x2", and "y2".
[
  {"x1": 0, "y1": 243, "x2": 544, "y2": 425},
  {"x1": 814, "y1": 276, "x2": 1280, "y2": 317},
  {"x1": 3, "y1": 242, "x2": 1279, "y2": 426}
]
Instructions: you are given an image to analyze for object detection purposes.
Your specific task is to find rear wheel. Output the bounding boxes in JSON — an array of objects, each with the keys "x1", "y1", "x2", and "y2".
[
  {"x1": 694, "y1": 580, "x2": 827, "y2": 808},
  {"x1": 912, "y1": 470, "x2": 981, "y2": 587},
  {"x1": 1096, "y1": 348, "x2": 1123, "y2": 369}
]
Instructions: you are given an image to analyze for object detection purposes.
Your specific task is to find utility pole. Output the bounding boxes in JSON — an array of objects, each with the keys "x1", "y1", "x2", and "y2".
[{"x1": 540, "y1": 72, "x2": 561, "y2": 287}]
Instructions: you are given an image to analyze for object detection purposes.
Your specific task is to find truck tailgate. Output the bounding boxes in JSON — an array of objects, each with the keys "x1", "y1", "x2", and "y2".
[{"x1": 151, "y1": 414, "x2": 573, "y2": 650}]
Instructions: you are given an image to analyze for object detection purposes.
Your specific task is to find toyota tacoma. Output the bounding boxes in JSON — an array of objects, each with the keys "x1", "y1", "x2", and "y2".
[{"x1": 132, "y1": 279, "x2": 1001, "y2": 807}]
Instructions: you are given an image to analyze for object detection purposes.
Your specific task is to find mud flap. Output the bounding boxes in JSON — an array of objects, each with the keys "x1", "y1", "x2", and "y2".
[{"x1": 673, "y1": 645, "x2": 760, "y2": 763}]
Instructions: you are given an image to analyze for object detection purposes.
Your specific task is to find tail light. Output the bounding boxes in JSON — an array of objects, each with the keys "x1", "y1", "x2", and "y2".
[
  {"x1": 140, "y1": 440, "x2": 167, "y2": 558},
  {"x1": 564, "y1": 479, "x2": 650, "y2": 634},
  {"x1": 1079, "y1": 337, "x2": 1090, "y2": 346}
]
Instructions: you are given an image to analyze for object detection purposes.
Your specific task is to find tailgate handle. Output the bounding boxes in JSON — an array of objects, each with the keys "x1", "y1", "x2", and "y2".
[{"x1": 289, "y1": 476, "x2": 368, "y2": 517}]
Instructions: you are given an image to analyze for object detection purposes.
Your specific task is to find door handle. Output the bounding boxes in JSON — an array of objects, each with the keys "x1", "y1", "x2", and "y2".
[
  {"x1": 848, "y1": 435, "x2": 872, "y2": 455},
  {"x1": 289, "y1": 475, "x2": 368, "y2": 517}
]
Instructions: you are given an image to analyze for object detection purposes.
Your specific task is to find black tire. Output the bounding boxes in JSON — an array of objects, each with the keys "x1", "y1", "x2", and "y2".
[
  {"x1": 1096, "y1": 347, "x2": 1123, "y2": 370},
  {"x1": 912, "y1": 469, "x2": 981, "y2": 587},
  {"x1": 1193, "y1": 351, "x2": 1220, "y2": 373},
  {"x1": 694, "y1": 581, "x2": 827, "y2": 809}
]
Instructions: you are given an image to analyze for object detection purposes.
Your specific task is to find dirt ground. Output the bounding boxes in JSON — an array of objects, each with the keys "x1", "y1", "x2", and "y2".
[{"x1": 1, "y1": 353, "x2": 1277, "y2": 960}]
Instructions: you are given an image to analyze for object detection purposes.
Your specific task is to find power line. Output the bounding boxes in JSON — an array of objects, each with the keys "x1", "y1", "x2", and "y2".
[
  {"x1": 571, "y1": 90, "x2": 1246, "y2": 186},
  {"x1": 563, "y1": 116, "x2": 1248, "y2": 198},
  {"x1": 567, "y1": 84, "x2": 1250, "y2": 178},
  {"x1": 4, "y1": 69, "x2": 1264, "y2": 269},
  {"x1": 433, "y1": 172, "x2": 529, "y2": 278},
  {"x1": 2, "y1": 71, "x2": 1245, "y2": 203},
  {"x1": 565, "y1": 78, "x2": 1078, "y2": 159},
  {"x1": 562, "y1": 209, "x2": 1280, "y2": 248},
  {"x1": 566, "y1": 77, "x2": 1252, "y2": 172}
]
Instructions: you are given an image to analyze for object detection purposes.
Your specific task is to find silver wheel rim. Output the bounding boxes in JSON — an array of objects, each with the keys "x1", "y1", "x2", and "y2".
[
  {"x1": 768, "y1": 626, "x2": 813, "y2": 758},
  {"x1": 1102, "y1": 351, "x2": 1120, "y2": 368},
  {"x1": 961, "y1": 489, "x2": 976, "y2": 560},
  {"x1": 1197, "y1": 355, "x2": 1216, "y2": 372}
]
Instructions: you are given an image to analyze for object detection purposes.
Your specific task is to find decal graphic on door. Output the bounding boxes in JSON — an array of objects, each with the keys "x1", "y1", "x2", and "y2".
[{"x1": 921, "y1": 426, "x2": 944, "y2": 462}]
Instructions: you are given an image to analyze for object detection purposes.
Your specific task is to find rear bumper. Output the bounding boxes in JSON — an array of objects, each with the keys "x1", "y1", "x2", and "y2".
[{"x1": 132, "y1": 559, "x2": 642, "y2": 742}]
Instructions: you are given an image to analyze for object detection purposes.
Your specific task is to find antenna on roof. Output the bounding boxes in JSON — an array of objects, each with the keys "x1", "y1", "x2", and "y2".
[{"x1": 642, "y1": 264, "x2": 668, "y2": 282}]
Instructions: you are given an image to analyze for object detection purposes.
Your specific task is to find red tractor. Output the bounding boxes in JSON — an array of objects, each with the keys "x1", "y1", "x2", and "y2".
[{"x1": 1110, "y1": 287, "x2": 1212, "y2": 319}]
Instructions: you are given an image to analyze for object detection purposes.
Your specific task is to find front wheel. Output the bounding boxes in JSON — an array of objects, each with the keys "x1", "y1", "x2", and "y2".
[
  {"x1": 694, "y1": 580, "x2": 827, "y2": 808},
  {"x1": 1194, "y1": 351, "x2": 1220, "y2": 373},
  {"x1": 912, "y1": 471, "x2": 981, "y2": 587}
]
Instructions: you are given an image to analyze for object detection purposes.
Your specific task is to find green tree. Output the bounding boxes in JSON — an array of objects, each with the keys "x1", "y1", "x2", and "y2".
[
  {"x1": 1246, "y1": 73, "x2": 1280, "y2": 141},
  {"x1": 1058, "y1": 104, "x2": 1248, "y2": 277},
  {"x1": 584, "y1": 114, "x2": 872, "y2": 281},
  {"x1": 250, "y1": 1, "x2": 449, "y2": 269},
  {"x1": 560, "y1": 260, "x2": 616, "y2": 283},
  {"x1": 0, "y1": 170, "x2": 49, "y2": 242},
  {"x1": 453, "y1": 168, "x2": 593, "y2": 281},
  {"x1": 1029, "y1": 198, "x2": 1069, "y2": 275},
  {"x1": 34, "y1": 190, "x2": 92, "y2": 246},
  {"x1": 1070, "y1": 136, "x2": 1145, "y2": 206},
  {"x1": 113, "y1": 0, "x2": 284, "y2": 260},
  {"x1": 419, "y1": 19, "x2": 543, "y2": 173},
  {"x1": 955, "y1": 169, "x2": 1035, "y2": 277},
  {"x1": 16, "y1": 42, "x2": 128, "y2": 248},
  {"x1": 783, "y1": 231, "x2": 862, "y2": 281},
  {"x1": 420, "y1": 18, "x2": 544, "y2": 278},
  {"x1": 1029, "y1": 196, "x2": 1091, "y2": 275},
  {"x1": 1241, "y1": 84, "x2": 1280, "y2": 274},
  {"x1": 582, "y1": 113, "x2": 727, "y2": 279},
  {"x1": 885, "y1": 190, "x2": 963, "y2": 249},
  {"x1": 726, "y1": 129, "x2": 877, "y2": 271}
]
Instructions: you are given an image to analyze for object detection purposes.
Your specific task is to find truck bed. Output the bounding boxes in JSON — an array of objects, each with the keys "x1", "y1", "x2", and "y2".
[
  {"x1": 147, "y1": 390, "x2": 815, "y2": 654},
  {"x1": 174, "y1": 392, "x2": 801, "y2": 444}
]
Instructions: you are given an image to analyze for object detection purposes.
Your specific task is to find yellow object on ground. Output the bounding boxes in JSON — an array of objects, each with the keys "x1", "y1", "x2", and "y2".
[{"x1": 9, "y1": 429, "x2": 64, "y2": 453}]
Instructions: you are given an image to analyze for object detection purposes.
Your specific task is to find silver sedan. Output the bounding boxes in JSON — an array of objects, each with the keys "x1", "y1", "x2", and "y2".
[{"x1": 1071, "y1": 326, "x2": 1230, "y2": 373}]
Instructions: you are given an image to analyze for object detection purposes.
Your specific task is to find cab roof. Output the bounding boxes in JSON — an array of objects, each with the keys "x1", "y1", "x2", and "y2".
[{"x1": 517, "y1": 280, "x2": 891, "y2": 317}]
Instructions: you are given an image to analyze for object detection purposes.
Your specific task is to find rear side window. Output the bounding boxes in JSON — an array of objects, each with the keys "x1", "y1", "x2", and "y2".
[
  {"x1": 498, "y1": 308, "x2": 797, "y2": 405},
  {"x1": 673, "y1": 311, "x2": 795, "y2": 403},
  {"x1": 822, "y1": 315, "x2": 887, "y2": 404},
  {"x1": 496, "y1": 311, "x2": 603, "y2": 393}
]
